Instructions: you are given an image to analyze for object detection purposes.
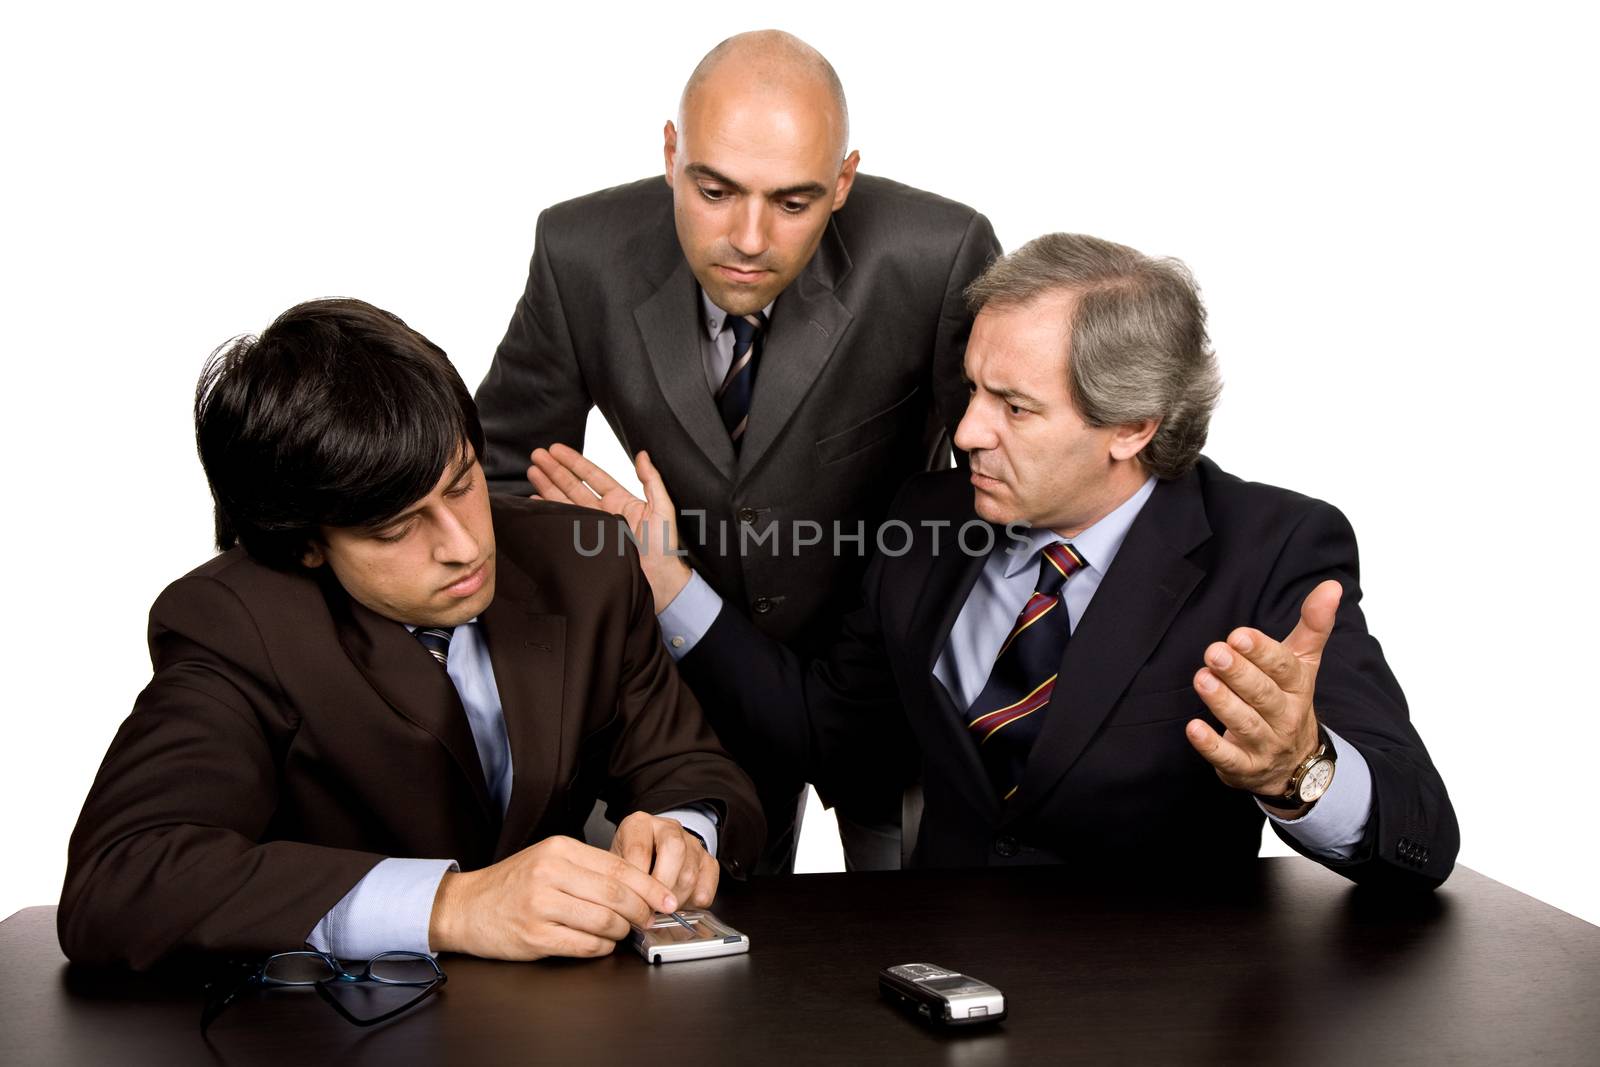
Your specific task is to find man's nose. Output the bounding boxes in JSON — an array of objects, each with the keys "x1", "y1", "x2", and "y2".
[
  {"x1": 433, "y1": 507, "x2": 481, "y2": 565},
  {"x1": 953, "y1": 396, "x2": 995, "y2": 453},
  {"x1": 728, "y1": 201, "x2": 770, "y2": 260}
]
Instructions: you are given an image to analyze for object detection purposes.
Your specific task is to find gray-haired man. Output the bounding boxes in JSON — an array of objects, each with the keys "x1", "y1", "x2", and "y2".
[{"x1": 533, "y1": 233, "x2": 1458, "y2": 886}]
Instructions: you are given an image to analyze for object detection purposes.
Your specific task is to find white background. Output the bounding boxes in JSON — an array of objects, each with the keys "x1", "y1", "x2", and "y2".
[{"x1": 3, "y1": 2, "x2": 1596, "y2": 925}]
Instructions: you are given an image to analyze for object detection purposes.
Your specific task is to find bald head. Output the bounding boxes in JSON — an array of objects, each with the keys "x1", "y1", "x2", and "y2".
[
  {"x1": 663, "y1": 31, "x2": 861, "y2": 316},
  {"x1": 679, "y1": 30, "x2": 850, "y2": 164}
]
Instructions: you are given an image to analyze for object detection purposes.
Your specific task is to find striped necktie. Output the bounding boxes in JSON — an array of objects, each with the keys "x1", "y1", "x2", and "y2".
[
  {"x1": 716, "y1": 311, "x2": 768, "y2": 450},
  {"x1": 414, "y1": 626, "x2": 454, "y2": 669},
  {"x1": 965, "y1": 542, "x2": 1088, "y2": 801}
]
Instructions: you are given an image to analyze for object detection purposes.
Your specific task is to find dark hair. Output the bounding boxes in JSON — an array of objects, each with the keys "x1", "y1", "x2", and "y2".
[{"x1": 194, "y1": 298, "x2": 485, "y2": 569}]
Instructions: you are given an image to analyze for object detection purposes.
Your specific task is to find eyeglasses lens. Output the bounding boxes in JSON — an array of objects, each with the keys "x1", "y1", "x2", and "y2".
[
  {"x1": 261, "y1": 953, "x2": 338, "y2": 984},
  {"x1": 368, "y1": 953, "x2": 440, "y2": 984}
]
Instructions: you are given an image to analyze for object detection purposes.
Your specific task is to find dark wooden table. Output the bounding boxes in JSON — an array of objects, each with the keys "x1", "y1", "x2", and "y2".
[{"x1": 3, "y1": 860, "x2": 1597, "y2": 1065}]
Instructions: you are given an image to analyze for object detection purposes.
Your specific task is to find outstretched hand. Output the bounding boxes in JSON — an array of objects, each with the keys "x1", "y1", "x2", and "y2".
[
  {"x1": 1185, "y1": 580, "x2": 1342, "y2": 806},
  {"x1": 528, "y1": 444, "x2": 693, "y2": 611}
]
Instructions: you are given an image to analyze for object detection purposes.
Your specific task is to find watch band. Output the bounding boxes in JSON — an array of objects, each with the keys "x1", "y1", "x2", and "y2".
[{"x1": 1256, "y1": 725, "x2": 1335, "y2": 809}]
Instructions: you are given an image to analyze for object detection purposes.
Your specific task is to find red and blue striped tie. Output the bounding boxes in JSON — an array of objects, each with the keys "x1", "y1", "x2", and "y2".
[{"x1": 965, "y1": 542, "x2": 1087, "y2": 800}]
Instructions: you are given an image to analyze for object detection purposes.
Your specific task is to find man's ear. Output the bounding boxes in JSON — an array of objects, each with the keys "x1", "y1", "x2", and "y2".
[
  {"x1": 301, "y1": 541, "x2": 327, "y2": 568},
  {"x1": 1109, "y1": 418, "x2": 1160, "y2": 462},
  {"x1": 663, "y1": 120, "x2": 678, "y2": 186},
  {"x1": 833, "y1": 149, "x2": 861, "y2": 211}
]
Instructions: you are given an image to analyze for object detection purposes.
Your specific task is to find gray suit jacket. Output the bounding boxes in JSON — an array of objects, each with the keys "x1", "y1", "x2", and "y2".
[{"x1": 477, "y1": 174, "x2": 1000, "y2": 662}]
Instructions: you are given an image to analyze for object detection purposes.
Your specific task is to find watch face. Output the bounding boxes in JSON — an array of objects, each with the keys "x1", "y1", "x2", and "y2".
[{"x1": 1298, "y1": 758, "x2": 1335, "y2": 802}]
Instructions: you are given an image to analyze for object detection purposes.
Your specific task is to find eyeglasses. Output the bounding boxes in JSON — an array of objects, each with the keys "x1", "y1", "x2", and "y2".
[{"x1": 200, "y1": 950, "x2": 446, "y2": 1033}]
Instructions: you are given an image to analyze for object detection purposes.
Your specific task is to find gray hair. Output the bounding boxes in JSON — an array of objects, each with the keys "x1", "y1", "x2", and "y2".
[{"x1": 965, "y1": 233, "x2": 1222, "y2": 479}]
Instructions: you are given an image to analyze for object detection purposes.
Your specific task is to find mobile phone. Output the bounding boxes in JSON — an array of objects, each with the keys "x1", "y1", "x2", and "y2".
[
  {"x1": 628, "y1": 910, "x2": 750, "y2": 964},
  {"x1": 879, "y1": 963, "x2": 1007, "y2": 1027}
]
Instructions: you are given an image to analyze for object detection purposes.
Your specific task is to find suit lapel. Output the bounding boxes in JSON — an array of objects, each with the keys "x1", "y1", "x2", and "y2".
[
  {"x1": 326, "y1": 577, "x2": 497, "y2": 825},
  {"x1": 915, "y1": 519, "x2": 1004, "y2": 821},
  {"x1": 479, "y1": 550, "x2": 568, "y2": 861},
  {"x1": 1004, "y1": 472, "x2": 1212, "y2": 826},
  {"x1": 634, "y1": 259, "x2": 738, "y2": 481},
  {"x1": 736, "y1": 219, "x2": 855, "y2": 479}
]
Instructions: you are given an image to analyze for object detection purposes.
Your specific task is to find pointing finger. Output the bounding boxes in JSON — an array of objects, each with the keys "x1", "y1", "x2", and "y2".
[{"x1": 1282, "y1": 580, "x2": 1342, "y2": 664}]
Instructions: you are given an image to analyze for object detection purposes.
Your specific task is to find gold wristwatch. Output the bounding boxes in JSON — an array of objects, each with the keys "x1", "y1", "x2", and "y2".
[{"x1": 1257, "y1": 725, "x2": 1336, "y2": 810}]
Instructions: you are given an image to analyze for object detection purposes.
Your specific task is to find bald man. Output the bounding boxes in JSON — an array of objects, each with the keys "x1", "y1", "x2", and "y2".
[{"x1": 476, "y1": 31, "x2": 1000, "y2": 875}]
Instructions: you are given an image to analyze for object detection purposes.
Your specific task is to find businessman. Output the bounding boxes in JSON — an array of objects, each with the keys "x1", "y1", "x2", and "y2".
[
  {"x1": 531, "y1": 233, "x2": 1459, "y2": 887},
  {"x1": 475, "y1": 30, "x2": 1001, "y2": 872},
  {"x1": 59, "y1": 299, "x2": 763, "y2": 971}
]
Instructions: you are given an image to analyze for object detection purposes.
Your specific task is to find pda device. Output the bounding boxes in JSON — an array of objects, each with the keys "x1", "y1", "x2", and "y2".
[
  {"x1": 628, "y1": 910, "x2": 750, "y2": 964},
  {"x1": 879, "y1": 962, "x2": 1007, "y2": 1027}
]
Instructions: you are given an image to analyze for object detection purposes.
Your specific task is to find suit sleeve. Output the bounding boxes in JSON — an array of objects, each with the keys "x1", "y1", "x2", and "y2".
[
  {"x1": 1255, "y1": 502, "x2": 1460, "y2": 889},
  {"x1": 931, "y1": 211, "x2": 1002, "y2": 444},
  {"x1": 595, "y1": 532, "x2": 766, "y2": 876},
  {"x1": 677, "y1": 541, "x2": 919, "y2": 814},
  {"x1": 474, "y1": 208, "x2": 592, "y2": 496},
  {"x1": 58, "y1": 577, "x2": 385, "y2": 970}
]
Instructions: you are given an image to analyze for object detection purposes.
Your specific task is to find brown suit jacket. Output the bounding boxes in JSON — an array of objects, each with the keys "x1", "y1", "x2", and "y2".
[{"x1": 59, "y1": 497, "x2": 763, "y2": 970}]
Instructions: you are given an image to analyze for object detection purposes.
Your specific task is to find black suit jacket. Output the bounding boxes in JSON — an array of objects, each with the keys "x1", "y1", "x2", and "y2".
[
  {"x1": 59, "y1": 498, "x2": 763, "y2": 970},
  {"x1": 476, "y1": 174, "x2": 1000, "y2": 656},
  {"x1": 678, "y1": 459, "x2": 1459, "y2": 888}
]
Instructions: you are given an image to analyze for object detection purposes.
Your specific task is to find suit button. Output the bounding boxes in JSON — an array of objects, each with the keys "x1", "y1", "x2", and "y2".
[
  {"x1": 753, "y1": 597, "x2": 773, "y2": 615},
  {"x1": 994, "y1": 836, "x2": 1019, "y2": 858},
  {"x1": 738, "y1": 507, "x2": 758, "y2": 524}
]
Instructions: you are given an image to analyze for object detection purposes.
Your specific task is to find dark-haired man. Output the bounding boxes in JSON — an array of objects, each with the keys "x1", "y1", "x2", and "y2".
[
  {"x1": 59, "y1": 299, "x2": 762, "y2": 971},
  {"x1": 533, "y1": 234, "x2": 1459, "y2": 888},
  {"x1": 475, "y1": 29, "x2": 1000, "y2": 872}
]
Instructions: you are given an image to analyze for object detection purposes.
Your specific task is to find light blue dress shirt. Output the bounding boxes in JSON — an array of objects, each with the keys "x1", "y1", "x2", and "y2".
[
  {"x1": 307, "y1": 620, "x2": 718, "y2": 959},
  {"x1": 659, "y1": 476, "x2": 1372, "y2": 860},
  {"x1": 698, "y1": 289, "x2": 776, "y2": 393}
]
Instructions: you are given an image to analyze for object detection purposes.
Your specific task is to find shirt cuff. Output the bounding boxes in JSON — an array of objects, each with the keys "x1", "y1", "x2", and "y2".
[
  {"x1": 305, "y1": 857, "x2": 458, "y2": 960},
  {"x1": 656, "y1": 570, "x2": 724, "y2": 661},
  {"x1": 658, "y1": 802, "x2": 720, "y2": 859},
  {"x1": 1259, "y1": 727, "x2": 1373, "y2": 860}
]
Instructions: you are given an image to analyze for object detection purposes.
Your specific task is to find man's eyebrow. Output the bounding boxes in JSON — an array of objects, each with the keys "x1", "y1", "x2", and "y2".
[
  {"x1": 999, "y1": 388, "x2": 1046, "y2": 408},
  {"x1": 966, "y1": 375, "x2": 1046, "y2": 408},
  {"x1": 685, "y1": 163, "x2": 828, "y2": 201},
  {"x1": 685, "y1": 163, "x2": 747, "y2": 194},
  {"x1": 445, "y1": 452, "x2": 475, "y2": 487},
  {"x1": 366, "y1": 504, "x2": 423, "y2": 533},
  {"x1": 365, "y1": 456, "x2": 474, "y2": 532},
  {"x1": 770, "y1": 181, "x2": 829, "y2": 200}
]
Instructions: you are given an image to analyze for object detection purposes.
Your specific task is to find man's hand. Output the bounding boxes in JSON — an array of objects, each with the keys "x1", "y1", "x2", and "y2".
[
  {"x1": 610, "y1": 811, "x2": 720, "y2": 911},
  {"x1": 428, "y1": 835, "x2": 677, "y2": 960},
  {"x1": 528, "y1": 444, "x2": 692, "y2": 612},
  {"x1": 1186, "y1": 580, "x2": 1342, "y2": 806}
]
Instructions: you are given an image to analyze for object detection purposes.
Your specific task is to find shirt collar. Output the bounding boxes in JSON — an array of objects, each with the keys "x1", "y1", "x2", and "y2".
[
  {"x1": 1001, "y1": 476, "x2": 1159, "y2": 580},
  {"x1": 403, "y1": 617, "x2": 479, "y2": 634},
  {"x1": 699, "y1": 287, "x2": 777, "y2": 341}
]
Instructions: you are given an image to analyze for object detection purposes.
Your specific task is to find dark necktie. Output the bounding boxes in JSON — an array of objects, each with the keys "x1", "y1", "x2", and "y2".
[
  {"x1": 414, "y1": 626, "x2": 454, "y2": 669},
  {"x1": 965, "y1": 542, "x2": 1088, "y2": 800},
  {"x1": 716, "y1": 311, "x2": 768, "y2": 450}
]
